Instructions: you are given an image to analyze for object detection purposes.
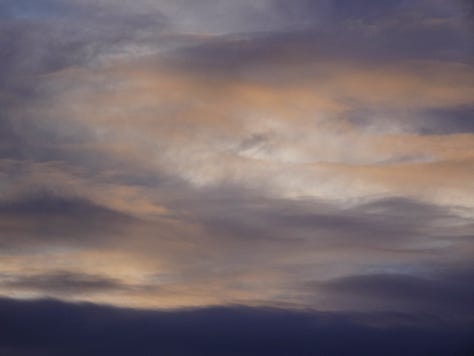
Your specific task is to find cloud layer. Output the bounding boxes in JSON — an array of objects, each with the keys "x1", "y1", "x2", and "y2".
[
  {"x1": 1, "y1": 297, "x2": 473, "y2": 356},
  {"x1": 1, "y1": 2, "x2": 473, "y2": 352}
]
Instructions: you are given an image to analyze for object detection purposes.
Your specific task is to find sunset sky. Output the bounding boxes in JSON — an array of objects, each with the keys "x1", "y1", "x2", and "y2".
[{"x1": 1, "y1": 1, "x2": 473, "y2": 355}]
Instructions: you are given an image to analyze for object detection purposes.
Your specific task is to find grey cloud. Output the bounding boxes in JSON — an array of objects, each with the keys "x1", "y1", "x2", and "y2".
[
  {"x1": 165, "y1": 0, "x2": 471, "y2": 76},
  {"x1": 1, "y1": 0, "x2": 470, "y2": 82},
  {"x1": 177, "y1": 189, "x2": 472, "y2": 247},
  {"x1": 1, "y1": 297, "x2": 473, "y2": 356},
  {"x1": 418, "y1": 106, "x2": 474, "y2": 134},
  {"x1": 142, "y1": 187, "x2": 474, "y2": 284},
  {"x1": 0, "y1": 112, "x2": 24, "y2": 160},
  {"x1": 0, "y1": 176, "x2": 472, "y2": 313},
  {"x1": 312, "y1": 269, "x2": 474, "y2": 322},
  {"x1": 0, "y1": 194, "x2": 137, "y2": 250},
  {"x1": 346, "y1": 106, "x2": 474, "y2": 135},
  {"x1": 0, "y1": 1, "x2": 168, "y2": 83},
  {"x1": 0, "y1": 106, "x2": 166, "y2": 183},
  {"x1": 329, "y1": 0, "x2": 402, "y2": 20},
  {"x1": 0, "y1": 271, "x2": 127, "y2": 295},
  {"x1": 0, "y1": 1, "x2": 169, "y2": 166},
  {"x1": 0, "y1": 193, "x2": 127, "y2": 217}
]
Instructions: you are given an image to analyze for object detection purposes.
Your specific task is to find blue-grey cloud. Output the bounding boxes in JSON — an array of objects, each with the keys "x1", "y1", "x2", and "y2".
[
  {"x1": 0, "y1": 271, "x2": 127, "y2": 295},
  {"x1": 0, "y1": 194, "x2": 136, "y2": 250},
  {"x1": 312, "y1": 269, "x2": 474, "y2": 321},
  {"x1": 0, "y1": 297, "x2": 472, "y2": 356},
  {"x1": 177, "y1": 190, "x2": 473, "y2": 248}
]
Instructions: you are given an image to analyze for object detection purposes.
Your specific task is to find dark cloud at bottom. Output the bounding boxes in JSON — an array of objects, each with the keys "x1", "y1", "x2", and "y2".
[{"x1": 1, "y1": 297, "x2": 473, "y2": 356}]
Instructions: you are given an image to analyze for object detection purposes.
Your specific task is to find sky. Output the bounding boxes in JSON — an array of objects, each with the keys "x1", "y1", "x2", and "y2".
[{"x1": 0, "y1": 0, "x2": 473, "y2": 354}]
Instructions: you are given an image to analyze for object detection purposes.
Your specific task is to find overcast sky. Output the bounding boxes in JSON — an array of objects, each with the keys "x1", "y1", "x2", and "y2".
[{"x1": 0, "y1": 1, "x2": 473, "y2": 354}]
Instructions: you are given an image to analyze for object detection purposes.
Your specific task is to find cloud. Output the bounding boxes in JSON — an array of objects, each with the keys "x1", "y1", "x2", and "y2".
[
  {"x1": 0, "y1": 0, "x2": 473, "y2": 326},
  {"x1": 1, "y1": 179, "x2": 472, "y2": 311},
  {"x1": 0, "y1": 271, "x2": 128, "y2": 295},
  {"x1": 311, "y1": 269, "x2": 474, "y2": 321},
  {"x1": 0, "y1": 193, "x2": 137, "y2": 250},
  {"x1": 0, "y1": 297, "x2": 473, "y2": 356},
  {"x1": 11, "y1": 54, "x2": 470, "y2": 208},
  {"x1": 182, "y1": 193, "x2": 471, "y2": 247},
  {"x1": 417, "y1": 106, "x2": 474, "y2": 134}
]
